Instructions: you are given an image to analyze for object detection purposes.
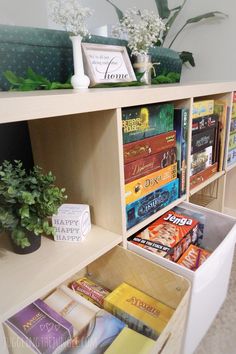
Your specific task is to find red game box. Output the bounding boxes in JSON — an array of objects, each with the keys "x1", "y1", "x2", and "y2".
[{"x1": 129, "y1": 209, "x2": 199, "y2": 262}]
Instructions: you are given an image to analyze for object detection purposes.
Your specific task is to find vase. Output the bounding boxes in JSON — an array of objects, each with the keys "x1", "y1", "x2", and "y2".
[
  {"x1": 10, "y1": 231, "x2": 41, "y2": 255},
  {"x1": 70, "y1": 35, "x2": 90, "y2": 89},
  {"x1": 132, "y1": 54, "x2": 152, "y2": 85}
]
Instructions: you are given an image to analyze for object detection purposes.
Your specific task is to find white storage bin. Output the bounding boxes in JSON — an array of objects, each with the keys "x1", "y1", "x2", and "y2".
[{"x1": 128, "y1": 202, "x2": 236, "y2": 354}]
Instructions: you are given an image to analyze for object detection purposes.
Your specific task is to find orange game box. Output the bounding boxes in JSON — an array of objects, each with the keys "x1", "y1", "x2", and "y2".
[
  {"x1": 129, "y1": 209, "x2": 199, "y2": 262},
  {"x1": 177, "y1": 244, "x2": 211, "y2": 271}
]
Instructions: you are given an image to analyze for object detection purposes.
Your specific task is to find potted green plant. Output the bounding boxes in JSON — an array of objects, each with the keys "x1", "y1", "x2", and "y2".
[{"x1": 0, "y1": 160, "x2": 67, "y2": 254}]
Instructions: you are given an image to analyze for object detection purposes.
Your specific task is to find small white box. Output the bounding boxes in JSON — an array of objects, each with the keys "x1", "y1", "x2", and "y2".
[
  {"x1": 52, "y1": 204, "x2": 91, "y2": 242},
  {"x1": 128, "y1": 202, "x2": 236, "y2": 354}
]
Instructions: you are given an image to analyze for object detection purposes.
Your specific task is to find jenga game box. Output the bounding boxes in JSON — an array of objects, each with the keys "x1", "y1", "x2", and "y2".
[
  {"x1": 177, "y1": 244, "x2": 211, "y2": 271},
  {"x1": 129, "y1": 209, "x2": 199, "y2": 262}
]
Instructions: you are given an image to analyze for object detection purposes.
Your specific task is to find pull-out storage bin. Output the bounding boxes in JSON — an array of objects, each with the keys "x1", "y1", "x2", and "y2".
[
  {"x1": 128, "y1": 202, "x2": 236, "y2": 354},
  {"x1": 4, "y1": 246, "x2": 190, "y2": 354}
]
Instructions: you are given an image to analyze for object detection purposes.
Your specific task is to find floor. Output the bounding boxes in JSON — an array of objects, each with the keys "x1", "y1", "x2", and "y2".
[{"x1": 194, "y1": 249, "x2": 236, "y2": 354}]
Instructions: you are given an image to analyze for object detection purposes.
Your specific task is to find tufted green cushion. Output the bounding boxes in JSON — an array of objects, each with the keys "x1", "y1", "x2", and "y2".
[{"x1": 0, "y1": 24, "x2": 181, "y2": 91}]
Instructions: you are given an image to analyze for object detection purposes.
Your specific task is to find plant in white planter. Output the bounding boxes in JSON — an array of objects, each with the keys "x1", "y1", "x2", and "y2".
[{"x1": 50, "y1": 0, "x2": 93, "y2": 89}]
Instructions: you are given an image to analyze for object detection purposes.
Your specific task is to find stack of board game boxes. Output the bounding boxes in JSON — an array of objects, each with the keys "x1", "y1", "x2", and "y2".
[
  {"x1": 190, "y1": 99, "x2": 221, "y2": 190},
  {"x1": 123, "y1": 103, "x2": 188, "y2": 230},
  {"x1": 4, "y1": 276, "x2": 175, "y2": 354},
  {"x1": 227, "y1": 92, "x2": 236, "y2": 166}
]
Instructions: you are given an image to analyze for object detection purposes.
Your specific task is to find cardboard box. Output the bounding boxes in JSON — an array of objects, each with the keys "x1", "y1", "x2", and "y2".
[
  {"x1": 125, "y1": 163, "x2": 177, "y2": 205},
  {"x1": 104, "y1": 327, "x2": 155, "y2": 354},
  {"x1": 4, "y1": 299, "x2": 73, "y2": 354},
  {"x1": 123, "y1": 131, "x2": 176, "y2": 164},
  {"x1": 192, "y1": 100, "x2": 214, "y2": 119},
  {"x1": 126, "y1": 179, "x2": 179, "y2": 230},
  {"x1": 128, "y1": 202, "x2": 236, "y2": 354},
  {"x1": 104, "y1": 283, "x2": 174, "y2": 340},
  {"x1": 52, "y1": 204, "x2": 91, "y2": 242},
  {"x1": 128, "y1": 209, "x2": 199, "y2": 262},
  {"x1": 190, "y1": 162, "x2": 218, "y2": 190},
  {"x1": 190, "y1": 146, "x2": 213, "y2": 176},
  {"x1": 124, "y1": 147, "x2": 177, "y2": 184},
  {"x1": 122, "y1": 103, "x2": 174, "y2": 144}
]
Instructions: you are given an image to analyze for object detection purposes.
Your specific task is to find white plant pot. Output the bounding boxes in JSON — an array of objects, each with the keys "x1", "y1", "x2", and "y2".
[{"x1": 70, "y1": 35, "x2": 90, "y2": 89}]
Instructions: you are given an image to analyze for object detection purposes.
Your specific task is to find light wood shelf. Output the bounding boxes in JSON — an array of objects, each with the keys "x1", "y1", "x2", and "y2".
[
  {"x1": 1, "y1": 81, "x2": 236, "y2": 354},
  {"x1": 0, "y1": 226, "x2": 122, "y2": 321}
]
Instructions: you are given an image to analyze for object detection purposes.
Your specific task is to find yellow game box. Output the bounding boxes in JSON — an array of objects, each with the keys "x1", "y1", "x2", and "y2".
[
  {"x1": 104, "y1": 282, "x2": 174, "y2": 340},
  {"x1": 125, "y1": 163, "x2": 177, "y2": 205}
]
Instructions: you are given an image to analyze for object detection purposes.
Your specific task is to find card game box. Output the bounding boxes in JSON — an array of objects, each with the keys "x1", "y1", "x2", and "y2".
[
  {"x1": 192, "y1": 114, "x2": 219, "y2": 135},
  {"x1": 128, "y1": 209, "x2": 199, "y2": 262},
  {"x1": 104, "y1": 282, "x2": 174, "y2": 340},
  {"x1": 5, "y1": 299, "x2": 73, "y2": 354},
  {"x1": 123, "y1": 130, "x2": 176, "y2": 164},
  {"x1": 125, "y1": 163, "x2": 177, "y2": 205},
  {"x1": 126, "y1": 179, "x2": 179, "y2": 230},
  {"x1": 230, "y1": 117, "x2": 236, "y2": 133},
  {"x1": 124, "y1": 147, "x2": 177, "y2": 184},
  {"x1": 177, "y1": 244, "x2": 211, "y2": 271},
  {"x1": 192, "y1": 100, "x2": 214, "y2": 119},
  {"x1": 122, "y1": 103, "x2": 174, "y2": 144}
]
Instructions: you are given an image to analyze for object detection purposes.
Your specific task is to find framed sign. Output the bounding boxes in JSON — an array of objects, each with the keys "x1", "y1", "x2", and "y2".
[{"x1": 81, "y1": 43, "x2": 136, "y2": 86}]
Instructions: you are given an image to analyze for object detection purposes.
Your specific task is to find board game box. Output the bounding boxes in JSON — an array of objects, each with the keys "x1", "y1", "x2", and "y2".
[
  {"x1": 174, "y1": 108, "x2": 188, "y2": 196},
  {"x1": 227, "y1": 147, "x2": 236, "y2": 166},
  {"x1": 192, "y1": 100, "x2": 214, "y2": 119},
  {"x1": 191, "y1": 127, "x2": 216, "y2": 154},
  {"x1": 125, "y1": 163, "x2": 177, "y2": 205},
  {"x1": 228, "y1": 131, "x2": 236, "y2": 150},
  {"x1": 190, "y1": 146, "x2": 213, "y2": 176},
  {"x1": 124, "y1": 147, "x2": 177, "y2": 184},
  {"x1": 122, "y1": 103, "x2": 174, "y2": 144},
  {"x1": 128, "y1": 209, "x2": 199, "y2": 262},
  {"x1": 192, "y1": 114, "x2": 219, "y2": 135},
  {"x1": 123, "y1": 131, "x2": 176, "y2": 164},
  {"x1": 126, "y1": 179, "x2": 179, "y2": 230},
  {"x1": 190, "y1": 162, "x2": 218, "y2": 190}
]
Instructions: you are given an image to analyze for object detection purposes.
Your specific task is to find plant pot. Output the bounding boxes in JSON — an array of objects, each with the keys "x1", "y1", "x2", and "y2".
[{"x1": 10, "y1": 232, "x2": 41, "y2": 255}]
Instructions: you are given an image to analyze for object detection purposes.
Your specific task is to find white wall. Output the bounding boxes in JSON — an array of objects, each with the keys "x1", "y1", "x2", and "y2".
[
  {"x1": 0, "y1": 0, "x2": 48, "y2": 28},
  {"x1": 0, "y1": 0, "x2": 235, "y2": 83}
]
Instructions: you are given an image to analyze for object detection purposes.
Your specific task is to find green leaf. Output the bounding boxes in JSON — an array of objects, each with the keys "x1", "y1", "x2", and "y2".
[
  {"x1": 105, "y1": 0, "x2": 124, "y2": 21},
  {"x1": 179, "y1": 51, "x2": 195, "y2": 67},
  {"x1": 154, "y1": 0, "x2": 171, "y2": 19},
  {"x1": 20, "y1": 205, "x2": 30, "y2": 218},
  {"x1": 186, "y1": 11, "x2": 227, "y2": 25},
  {"x1": 3, "y1": 71, "x2": 24, "y2": 86},
  {"x1": 27, "y1": 68, "x2": 50, "y2": 85}
]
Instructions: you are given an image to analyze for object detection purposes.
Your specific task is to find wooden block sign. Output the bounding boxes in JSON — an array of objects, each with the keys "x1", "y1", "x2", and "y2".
[{"x1": 52, "y1": 204, "x2": 91, "y2": 242}]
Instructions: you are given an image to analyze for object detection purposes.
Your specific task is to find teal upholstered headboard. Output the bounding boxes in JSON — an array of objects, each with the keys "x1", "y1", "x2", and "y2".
[{"x1": 0, "y1": 24, "x2": 182, "y2": 91}]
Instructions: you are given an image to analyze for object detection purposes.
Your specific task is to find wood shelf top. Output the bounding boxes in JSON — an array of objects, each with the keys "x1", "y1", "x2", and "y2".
[
  {"x1": 0, "y1": 226, "x2": 122, "y2": 321},
  {"x1": 1, "y1": 81, "x2": 236, "y2": 124}
]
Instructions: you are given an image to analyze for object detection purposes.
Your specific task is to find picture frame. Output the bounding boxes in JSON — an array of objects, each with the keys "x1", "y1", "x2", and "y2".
[{"x1": 81, "y1": 43, "x2": 137, "y2": 86}]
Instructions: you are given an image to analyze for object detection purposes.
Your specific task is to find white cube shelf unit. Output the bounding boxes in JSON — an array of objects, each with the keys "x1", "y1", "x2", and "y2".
[{"x1": 1, "y1": 81, "x2": 236, "y2": 354}]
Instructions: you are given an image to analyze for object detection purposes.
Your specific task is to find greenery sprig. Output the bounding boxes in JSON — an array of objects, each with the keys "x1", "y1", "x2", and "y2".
[{"x1": 4, "y1": 68, "x2": 72, "y2": 91}]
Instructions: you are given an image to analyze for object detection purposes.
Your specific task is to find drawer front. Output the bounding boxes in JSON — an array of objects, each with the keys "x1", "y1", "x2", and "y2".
[{"x1": 128, "y1": 202, "x2": 236, "y2": 354}]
